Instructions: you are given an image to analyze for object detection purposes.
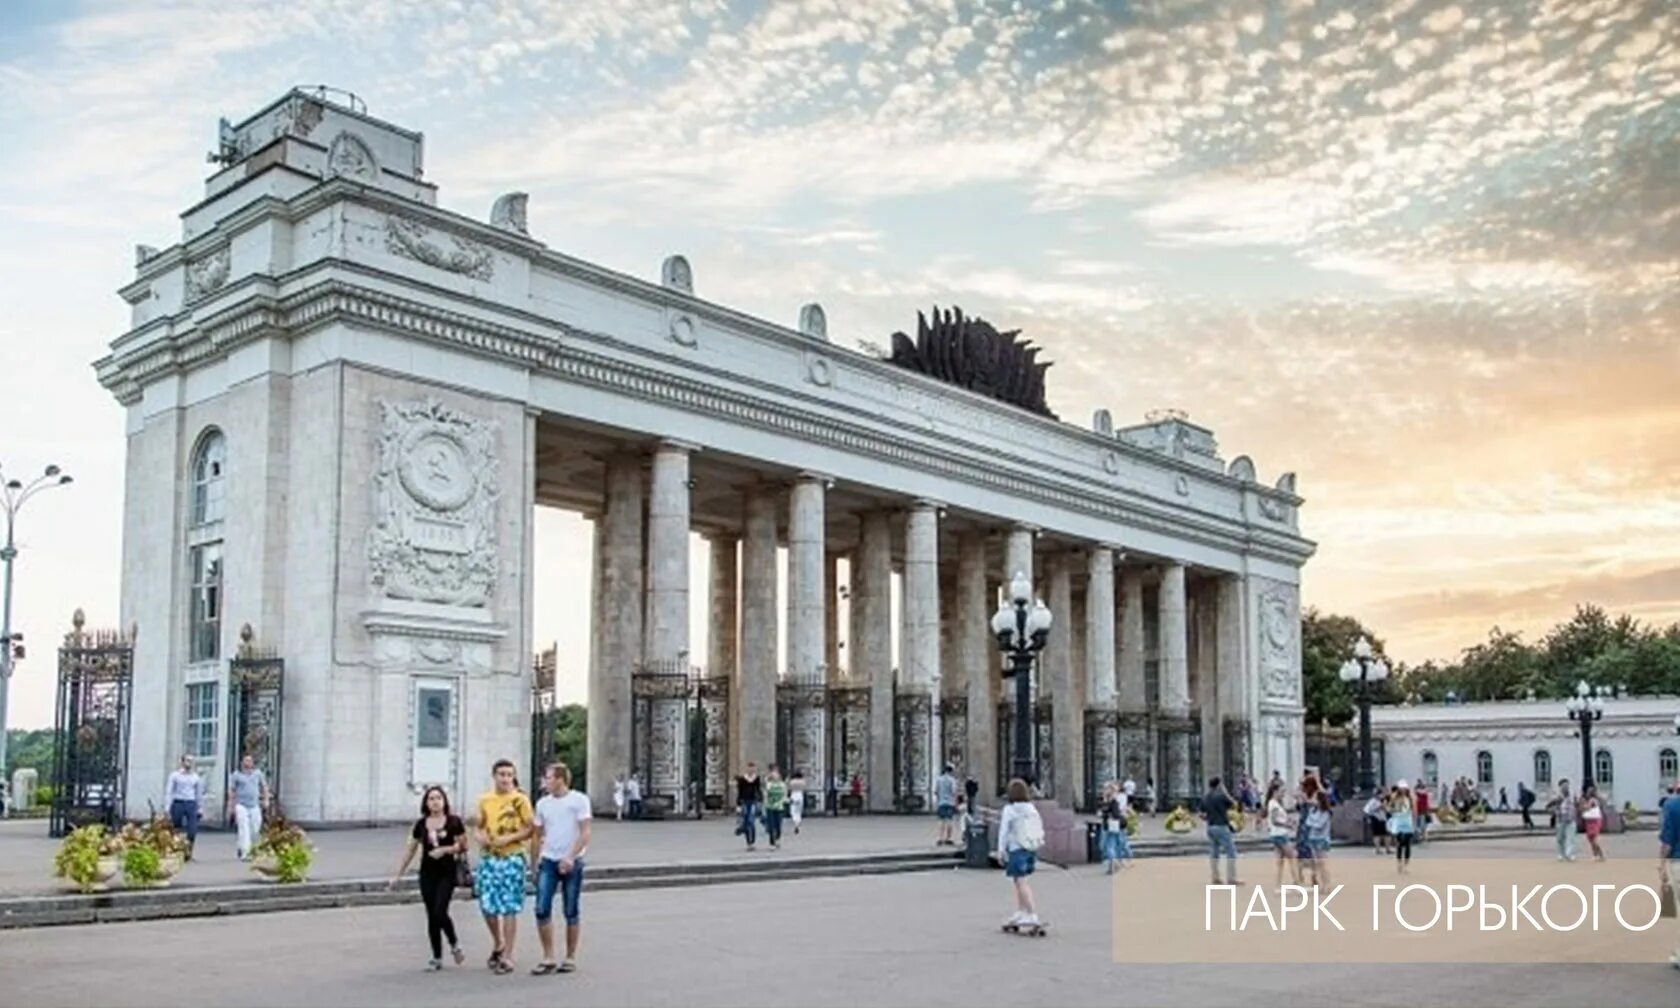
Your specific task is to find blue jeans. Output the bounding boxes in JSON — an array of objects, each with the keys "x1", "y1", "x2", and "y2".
[
  {"x1": 169, "y1": 799, "x2": 200, "y2": 845},
  {"x1": 765, "y1": 808, "x2": 785, "y2": 846},
  {"x1": 1207, "y1": 824, "x2": 1237, "y2": 881},
  {"x1": 739, "y1": 802, "x2": 759, "y2": 846},
  {"x1": 534, "y1": 857, "x2": 586, "y2": 925},
  {"x1": 1102, "y1": 829, "x2": 1132, "y2": 862}
]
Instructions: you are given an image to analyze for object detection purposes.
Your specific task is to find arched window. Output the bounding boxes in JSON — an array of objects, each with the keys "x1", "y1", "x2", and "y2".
[
  {"x1": 1421, "y1": 751, "x2": 1438, "y2": 787},
  {"x1": 1660, "y1": 748, "x2": 1678, "y2": 784},
  {"x1": 191, "y1": 430, "x2": 227, "y2": 525},
  {"x1": 1594, "y1": 748, "x2": 1614, "y2": 787},
  {"x1": 1476, "y1": 750, "x2": 1494, "y2": 787},
  {"x1": 1533, "y1": 749, "x2": 1551, "y2": 786}
]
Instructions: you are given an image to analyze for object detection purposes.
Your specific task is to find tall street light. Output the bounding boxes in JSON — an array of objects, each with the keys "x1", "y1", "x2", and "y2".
[
  {"x1": 1337, "y1": 636, "x2": 1389, "y2": 801},
  {"x1": 0, "y1": 463, "x2": 75, "y2": 779},
  {"x1": 990, "y1": 571, "x2": 1051, "y2": 787},
  {"x1": 1565, "y1": 680, "x2": 1609, "y2": 791}
]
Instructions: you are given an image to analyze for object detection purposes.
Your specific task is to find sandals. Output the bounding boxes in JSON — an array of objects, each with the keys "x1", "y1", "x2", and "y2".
[
  {"x1": 530, "y1": 962, "x2": 558, "y2": 976},
  {"x1": 558, "y1": 959, "x2": 578, "y2": 973}
]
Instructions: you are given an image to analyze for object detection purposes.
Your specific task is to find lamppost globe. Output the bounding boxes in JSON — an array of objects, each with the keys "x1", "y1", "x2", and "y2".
[
  {"x1": 990, "y1": 604, "x2": 1013, "y2": 640},
  {"x1": 1575, "y1": 680, "x2": 1590, "y2": 698},
  {"x1": 1337, "y1": 659, "x2": 1358, "y2": 683},
  {"x1": 1353, "y1": 636, "x2": 1373, "y2": 660},
  {"x1": 1028, "y1": 599, "x2": 1052, "y2": 635},
  {"x1": 1008, "y1": 571, "x2": 1032, "y2": 605},
  {"x1": 1370, "y1": 659, "x2": 1390, "y2": 682}
]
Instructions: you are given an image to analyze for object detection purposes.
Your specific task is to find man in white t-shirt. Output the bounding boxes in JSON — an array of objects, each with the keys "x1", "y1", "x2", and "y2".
[{"x1": 529, "y1": 762, "x2": 592, "y2": 975}]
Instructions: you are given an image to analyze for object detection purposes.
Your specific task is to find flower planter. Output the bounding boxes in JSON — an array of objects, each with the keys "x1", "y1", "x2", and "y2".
[
  {"x1": 62, "y1": 855, "x2": 121, "y2": 893},
  {"x1": 250, "y1": 854, "x2": 281, "y2": 879},
  {"x1": 155, "y1": 854, "x2": 184, "y2": 884}
]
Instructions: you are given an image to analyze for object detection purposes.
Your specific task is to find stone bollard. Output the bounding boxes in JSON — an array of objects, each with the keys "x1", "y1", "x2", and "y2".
[{"x1": 12, "y1": 767, "x2": 39, "y2": 811}]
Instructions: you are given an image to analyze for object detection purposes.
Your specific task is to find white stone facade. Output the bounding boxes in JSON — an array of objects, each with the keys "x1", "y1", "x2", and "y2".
[
  {"x1": 1373, "y1": 697, "x2": 1680, "y2": 811},
  {"x1": 99, "y1": 90, "x2": 1315, "y2": 822}
]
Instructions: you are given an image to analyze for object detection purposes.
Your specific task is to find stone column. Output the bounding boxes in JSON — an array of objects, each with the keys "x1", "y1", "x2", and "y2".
[
  {"x1": 1117, "y1": 566, "x2": 1147, "y2": 785},
  {"x1": 901, "y1": 501, "x2": 940, "y2": 807},
  {"x1": 1046, "y1": 552, "x2": 1076, "y2": 804},
  {"x1": 1216, "y1": 574, "x2": 1251, "y2": 783},
  {"x1": 858, "y1": 511, "x2": 894, "y2": 810},
  {"x1": 643, "y1": 443, "x2": 691, "y2": 808},
  {"x1": 587, "y1": 455, "x2": 643, "y2": 808},
  {"x1": 1005, "y1": 525, "x2": 1034, "y2": 590},
  {"x1": 738, "y1": 489, "x2": 779, "y2": 779},
  {"x1": 709, "y1": 534, "x2": 740, "y2": 793},
  {"x1": 958, "y1": 530, "x2": 994, "y2": 801},
  {"x1": 786, "y1": 474, "x2": 828, "y2": 796},
  {"x1": 1085, "y1": 546, "x2": 1118, "y2": 796},
  {"x1": 1160, "y1": 562, "x2": 1191, "y2": 800}
]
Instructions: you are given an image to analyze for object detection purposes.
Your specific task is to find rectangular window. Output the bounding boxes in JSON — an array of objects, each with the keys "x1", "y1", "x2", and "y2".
[
  {"x1": 416, "y1": 687, "x2": 451, "y2": 749},
  {"x1": 184, "y1": 682, "x2": 219, "y2": 760},
  {"x1": 189, "y1": 543, "x2": 223, "y2": 662}
]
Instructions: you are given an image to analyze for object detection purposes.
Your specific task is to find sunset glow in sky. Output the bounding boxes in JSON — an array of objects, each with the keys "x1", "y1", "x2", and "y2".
[{"x1": 0, "y1": 0, "x2": 1675, "y2": 727}]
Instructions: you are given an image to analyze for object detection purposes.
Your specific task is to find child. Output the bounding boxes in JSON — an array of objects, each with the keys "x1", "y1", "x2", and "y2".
[
  {"x1": 1100, "y1": 780, "x2": 1133, "y2": 873},
  {"x1": 997, "y1": 778, "x2": 1045, "y2": 930}
]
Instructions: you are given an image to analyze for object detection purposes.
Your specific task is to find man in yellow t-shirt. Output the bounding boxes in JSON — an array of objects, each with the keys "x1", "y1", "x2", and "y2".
[{"x1": 474, "y1": 759, "x2": 534, "y2": 974}]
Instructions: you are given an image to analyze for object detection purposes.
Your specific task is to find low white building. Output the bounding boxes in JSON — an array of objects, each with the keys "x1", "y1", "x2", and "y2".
[{"x1": 1372, "y1": 697, "x2": 1680, "y2": 812}]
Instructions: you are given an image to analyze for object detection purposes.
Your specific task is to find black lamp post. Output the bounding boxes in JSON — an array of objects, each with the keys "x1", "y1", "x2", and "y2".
[
  {"x1": 990, "y1": 570, "x2": 1051, "y2": 787},
  {"x1": 0, "y1": 462, "x2": 73, "y2": 779},
  {"x1": 1566, "y1": 680, "x2": 1608, "y2": 790},
  {"x1": 1337, "y1": 636, "x2": 1390, "y2": 803}
]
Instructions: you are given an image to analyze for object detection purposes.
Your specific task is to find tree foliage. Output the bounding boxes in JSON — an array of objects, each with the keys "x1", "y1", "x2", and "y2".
[
  {"x1": 4, "y1": 728, "x2": 57, "y2": 777},
  {"x1": 1302, "y1": 604, "x2": 1680, "y2": 719},
  {"x1": 551, "y1": 703, "x2": 587, "y2": 789}
]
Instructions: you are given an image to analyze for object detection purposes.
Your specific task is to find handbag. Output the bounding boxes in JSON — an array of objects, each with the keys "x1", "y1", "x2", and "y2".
[{"x1": 1661, "y1": 880, "x2": 1677, "y2": 920}]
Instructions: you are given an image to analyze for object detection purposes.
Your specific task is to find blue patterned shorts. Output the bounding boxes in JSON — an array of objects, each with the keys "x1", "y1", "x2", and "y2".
[{"x1": 476, "y1": 853, "x2": 526, "y2": 916}]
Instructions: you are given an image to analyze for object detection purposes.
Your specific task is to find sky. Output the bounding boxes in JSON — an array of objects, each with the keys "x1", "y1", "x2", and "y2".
[{"x1": 0, "y1": 0, "x2": 1675, "y2": 729}]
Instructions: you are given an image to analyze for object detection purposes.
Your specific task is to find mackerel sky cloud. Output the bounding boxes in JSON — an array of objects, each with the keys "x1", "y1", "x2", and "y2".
[{"x1": 0, "y1": 0, "x2": 1674, "y2": 724}]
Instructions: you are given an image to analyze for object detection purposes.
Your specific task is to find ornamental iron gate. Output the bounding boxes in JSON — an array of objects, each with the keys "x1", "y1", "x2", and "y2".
[
  {"x1": 1156, "y1": 714, "x2": 1203, "y2": 809},
  {"x1": 697, "y1": 674, "x2": 730, "y2": 811},
  {"x1": 776, "y1": 682, "x2": 828, "y2": 813},
  {"x1": 829, "y1": 686, "x2": 870, "y2": 798},
  {"x1": 1083, "y1": 708, "x2": 1121, "y2": 809},
  {"x1": 528, "y1": 645, "x2": 558, "y2": 792},
  {"x1": 50, "y1": 611, "x2": 135, "y2": 838},
  {"x1": 227, "y1": 625, "x2": 285, "y2": 801},
  {"x1": 631, "y1": 662, "x2": 699, "y2": 817},
  {"x1": 1221, "y1": 717, "x2": 1252, "y2": 792},
  {"x1": 939, "y1": 696, "x2": 967, "y2": 780},
  {"x1": 892, "y1": 691, "x2": 933, "y2": 811}
]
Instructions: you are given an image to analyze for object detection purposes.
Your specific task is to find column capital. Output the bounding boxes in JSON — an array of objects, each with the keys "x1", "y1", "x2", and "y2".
[
  {"x1": 794, "y1": 470, "x2": 834, "y2": 489},
  {"x1": 654, "y1": 438, "x2": 701, "y2": 454},
  {"x1": 909, "y1": 497, "x2": 944, "y2": 512}
]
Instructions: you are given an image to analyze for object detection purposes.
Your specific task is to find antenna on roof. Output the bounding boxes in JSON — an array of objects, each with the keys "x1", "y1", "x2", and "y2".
[{"x1": 206, "y1": 117, "x2": 239, "y2": 167}]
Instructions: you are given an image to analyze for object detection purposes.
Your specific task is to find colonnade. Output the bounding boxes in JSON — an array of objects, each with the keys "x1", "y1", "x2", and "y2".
[{"x1": 582, "y1": 444, "x2": 1256, "y2": 815}]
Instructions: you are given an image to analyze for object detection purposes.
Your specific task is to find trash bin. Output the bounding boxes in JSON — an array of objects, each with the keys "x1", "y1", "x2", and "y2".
[
  {"x1": 964, "y1": 815, "x2": 992, "y2": 869},
  {"x1": 1085, "y1": 821, "x2": 1102, "y2": 863}
]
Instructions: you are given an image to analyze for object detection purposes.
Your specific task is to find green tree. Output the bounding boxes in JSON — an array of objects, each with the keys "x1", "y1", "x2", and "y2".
[
  {"x1": 1301, "y1": 609, "x2": 1395, "y2": 726},
  {"x1": 3, "y1": 728, "x2": 58, "y2": 778},
  {"x1": 551, "y1": 704, "x2": 587, "y2": 789},
  {"x1": 1452, "y1": 627, "x2": 1540, "y2": 701}
]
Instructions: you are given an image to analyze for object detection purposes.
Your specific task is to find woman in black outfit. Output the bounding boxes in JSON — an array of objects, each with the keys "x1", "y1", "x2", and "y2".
[{"x1": 390, "y1": 785, "x2": 468, "y2": 971}]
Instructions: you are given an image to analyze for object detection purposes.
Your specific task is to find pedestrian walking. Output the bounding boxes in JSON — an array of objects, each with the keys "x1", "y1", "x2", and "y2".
[
  {"x1": 612, "y1": 774, "x2": 625, "y2": 821},
  {"x1": 0, "y1": 779, "x2": 9, "y2": 819},
  {"x1": 225, "y1": 754, "x2": 269, "y2": 860},
  {"x1": 1099, "y1": 781, "x2": 1133, "y2": 873},
  {"x1": 625, "y1": 773, "x2": 643, "y2": 820},
  {"x1": 1263, "y1": 779, "x2": 1298, "y2": 887},
  {"x1": 735, "y1": 762, "x2": 763, "y2": 850},
  {"x1": 1304, "y1": 791, "x2": 1333, "y2": 886},
  {"x1": 389, "y1": 785, "x2": 467, "y2": 971},
  {"x1": 1363, "y1": 790, "x2": 1389, "y2": 853},
  {"x1": 1548, "y1": 779, "x2": 1577, "y2": 861},
  {"x1": 827, "y1": 772, "x2": 841, "y2": 817},
  {"x1": 788, "y1": 770, "x2": 807, "y2": 834},
  {"x1": 1517, "y1": 781, "x2": 1535, "y2": 831},
  {"x1": 1414, "y1": 784, "x2": 1432, "y2": 844},
  {"x1": 530, "y1": 762, "x2": 591, "y2": 975},
  {"x1": 764, "y1": 766, "x2": 788, "y2": 850},
  {"x1": 1388, "y1": 780, "x2": 1416, "y2": 874},
  {"x1": 1580, "y1": 784, "x2": 1607, "y2": 861},
  {"x1": 996, "y1": 778, "x2": 1045, "y2": 932},
  {"x1": 1141, "y1": 778, "x2": 1157, "y2": 816},
  {"x1": 934, "y1": 765, "x2": 959, "y2": 846},
  {"x1": 1656, "y1": 782, "x2": 1680, "y2": 970},
  {"x1": 1200, "y1": 777, "x2": 1239, "y2": 885},
  {"x1": 165, "y1": 754, "x2": 205, "y2": 859},
  {"x1": 473, "y1": 758, "x2": 535, "y2": 974}
]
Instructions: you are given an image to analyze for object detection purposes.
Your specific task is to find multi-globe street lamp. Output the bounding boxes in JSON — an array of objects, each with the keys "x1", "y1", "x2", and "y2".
[
  {"x1": 0, "y1": 463, "x2": 75, "y2": 779},
  {"x1": 1565, "y1": 680, "x2": 1610, "y2": 791},
  {"x1": 1337, "y1": 636, "x2": 1390, "y2": 801},
  {"x1": 990, "y1": 571, "x2": 1051, "y2": 787}
]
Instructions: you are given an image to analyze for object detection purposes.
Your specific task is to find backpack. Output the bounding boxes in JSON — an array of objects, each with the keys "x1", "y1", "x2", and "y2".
[{"x1": 1014, "y1": 805, "x2": 1045, "y2": 851}]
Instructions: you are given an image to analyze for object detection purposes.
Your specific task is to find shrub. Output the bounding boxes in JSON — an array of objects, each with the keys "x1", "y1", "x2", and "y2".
[
  {"x1": 34, "y1": 785, "x2": 54, "y2": 807},
  {"x1": 122, "y1": 843, "x2": 163, "y2": 886},
  {"x1": 53, "y1": 825, "x2": 113, "y2": 892},
  {"x1": 252, "y1": 808, "x2": 313, "y2": 884}
]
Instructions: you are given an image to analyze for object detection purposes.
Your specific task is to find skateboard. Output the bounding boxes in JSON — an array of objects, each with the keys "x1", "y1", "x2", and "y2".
[{"x1": 1001, "y1": 921, "x2": 1049, "y2": 937}]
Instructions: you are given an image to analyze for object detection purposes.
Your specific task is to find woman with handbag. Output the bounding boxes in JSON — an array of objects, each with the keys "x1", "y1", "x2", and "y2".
[
  {"x1": 1580, "y1": 784, "x2": 1608, "y2": 862},
  {"x1": 389, "y1": 785, "x2": 469, "y2": 971}
]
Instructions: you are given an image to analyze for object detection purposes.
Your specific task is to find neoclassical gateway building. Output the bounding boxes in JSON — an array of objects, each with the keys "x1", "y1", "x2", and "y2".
[{"x1": 97, "y1": 90, "x2": 1314, "y2": 824}]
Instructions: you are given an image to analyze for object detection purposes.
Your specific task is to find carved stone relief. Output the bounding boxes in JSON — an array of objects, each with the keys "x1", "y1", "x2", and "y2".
[
  {"x1": 184, "y1": 247, "x2": 230, "y2": 302},
  {"x1": 367, "y1": 398, "x2": 501, "y2": 607},
  {"x1": 384, "y1": 216, "x2": 495, "y2": 281},
  {"x1": 489, "y1": 192, "x2": 529, "y2": 235},
  {"x1": 1259, "y1": 584, "x2": 1300, "y2": 702},
  {"x1": 326, "y1": 131, "x2": 377, "y2": 182}
]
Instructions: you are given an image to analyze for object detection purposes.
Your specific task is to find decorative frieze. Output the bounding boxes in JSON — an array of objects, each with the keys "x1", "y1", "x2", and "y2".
[
  {"x1": 184, "y1": 247, "x2": 230, "y2": 303},
  {"x1": 384, "y1": 215, "x2": 494, "y2": 281}
]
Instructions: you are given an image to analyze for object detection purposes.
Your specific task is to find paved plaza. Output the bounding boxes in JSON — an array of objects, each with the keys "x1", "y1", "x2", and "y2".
[{"x1": 4, "y1": 833, "x2": 1678, "y2": 1007}]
